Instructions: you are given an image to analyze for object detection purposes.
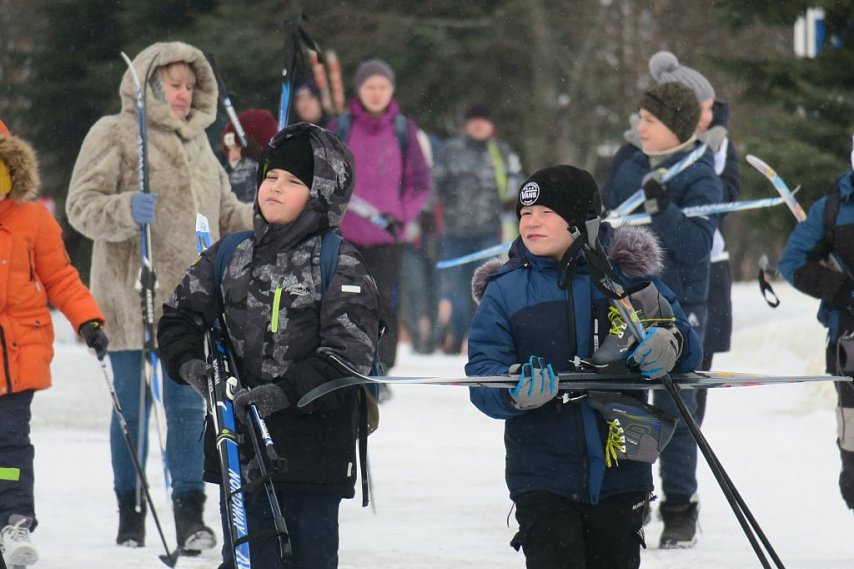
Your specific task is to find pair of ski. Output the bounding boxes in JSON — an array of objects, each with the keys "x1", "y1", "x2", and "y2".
[
  {"x1": 436, "y1": 146, "x2": 787, "y2": 269},
  {"x1": 195, "y1": 216, "x2": 291, "y2": 568}
]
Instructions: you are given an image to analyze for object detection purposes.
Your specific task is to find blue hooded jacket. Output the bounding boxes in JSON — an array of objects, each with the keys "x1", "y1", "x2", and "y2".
[
  {"x1": 779, "y1": 171, "x2": 854, "y2": 344},
  {"x1": 466, "y1": 226, "x2": 702, "y2": 504},
  {"x1": 604, "y1": 143, "x2": 722, "y2": 310}
]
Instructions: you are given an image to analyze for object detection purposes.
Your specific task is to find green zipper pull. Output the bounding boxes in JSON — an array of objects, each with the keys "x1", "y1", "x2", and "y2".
[{"x1": 271, "y1": 285, "x2": 283, "y2": 332}]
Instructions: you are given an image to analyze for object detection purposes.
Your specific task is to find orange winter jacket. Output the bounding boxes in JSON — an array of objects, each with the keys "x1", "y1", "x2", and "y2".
[{"x1": 0, "y1": 198, "x2": 104, "y2": 396}]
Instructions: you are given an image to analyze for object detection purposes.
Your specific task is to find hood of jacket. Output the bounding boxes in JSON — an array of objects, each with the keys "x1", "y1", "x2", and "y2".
[
  {"x1": 252, "y1": 123, "x2": 355, "y2": 251},
  {"x1": 0, "y1": 132, "x2": 39, "y2": 202},
  {"x1": 471, "y1": 224, "x2": 664, "y2": 303},
  {"x1": 120, "y1": 41, "x2": 218, "y2": 141}
]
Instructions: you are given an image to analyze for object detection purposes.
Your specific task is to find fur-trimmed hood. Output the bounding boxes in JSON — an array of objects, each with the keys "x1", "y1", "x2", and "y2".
[
  {"x1": 120, "y1": 41, "x2": 218, "y2": 140},
  {"x1": 0, "y1": 133, "x2": 39, "y2": 202},
  {"x1": 471, "y1": 224, "x2": 664, "y2": 303}
]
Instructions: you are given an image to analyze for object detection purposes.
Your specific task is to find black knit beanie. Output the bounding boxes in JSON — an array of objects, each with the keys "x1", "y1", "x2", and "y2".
[
  {"x1": 258, "y1": 130, "x2": 315, "y2": 189},
  {"x1": 516, "y1": 165, "x2": 602, "y2": 228},
  {"x1": 638, "y1": 82, "x2": 700, "y2": 143}
]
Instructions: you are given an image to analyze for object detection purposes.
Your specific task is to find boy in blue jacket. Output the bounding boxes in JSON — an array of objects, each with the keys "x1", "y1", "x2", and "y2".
[
  {"x1": 603, "y1": 82, "x2": 722, "y2": 548},
  {"x1": 467, "y1": 165, "x2": 702, "y2": 569}
]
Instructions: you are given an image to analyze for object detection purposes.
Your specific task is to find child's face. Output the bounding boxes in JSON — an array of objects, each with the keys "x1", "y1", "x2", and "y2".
[
  {"x1": 696, "y1": 98, "x2": 714, "y2": 133},
  {"x1": 519, "y1": 205, "x2": 574, "y2": 261},
  {"x1": 637, "y1": 109, "x2": 680, "y2": 153},
  {"x1": 357, "y1": 76, "x2": 394, "y2": 115},
  {"x1": 161, "y1": 63, "x2": 194, "y2": 120},
  {"x1": 295, "y1": 93, "x2": 323, "y2": 123},
  {"x1": 257, "y1": 168, "x2": 311, "y2": 224}
]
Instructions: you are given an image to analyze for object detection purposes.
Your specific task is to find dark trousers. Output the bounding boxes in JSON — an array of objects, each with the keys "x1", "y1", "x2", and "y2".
[
  {"x1": 218, "y1": 487, "x2": 342, "y2": 569},
  {"x1": 0, "y1": 391, "x2": 36, "y2": 529},
  {"x1": 511, "y1": 491, "x2": 647, "y2": 569},
  {"x1": 356, "y1": 244, "x2": 404, "y2": 370}
]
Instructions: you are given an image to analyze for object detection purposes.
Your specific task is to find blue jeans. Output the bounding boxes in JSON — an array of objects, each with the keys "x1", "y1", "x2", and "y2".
[
  {"x1": 0, "y1": 391, "x2": 36, "y2": 528},
  {"x1": 652, "y1": 303, "x2": 706, "y2": 503},
  {"x1": 401, "y1": 244, "x2": 438, "y2": 349},
  {"x1": 218, "y1": 488, "x2": 342, "y2": 569},
  {"x1": 109, "y1": 350, "x2": 206, "y2": 497},
  {"x1": 440, "y1": 234, "x2": 500, "y2": 341}
]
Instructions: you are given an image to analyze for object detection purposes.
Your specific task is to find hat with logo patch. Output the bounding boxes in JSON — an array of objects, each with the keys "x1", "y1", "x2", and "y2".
[{"x1": 516, "y1": 165, "x2": 602, "y2": 228}]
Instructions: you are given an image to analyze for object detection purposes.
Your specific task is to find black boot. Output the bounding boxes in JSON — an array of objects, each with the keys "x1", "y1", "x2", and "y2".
[
  {"x1": 659, "y1": 500, "x2": 699, "y2": 549},
  {"x1": 590, "y1": 281, "x2": 678, "y2": 372},
  {"x1": 839, "y1": 445, "x2": 854, "y2": 509},
  {"x1": 116, "y1": 493, "x2": 145, "y2": 547},
  {"x1": 174, "y1": 489, "x2": 216, "y2": 554}
]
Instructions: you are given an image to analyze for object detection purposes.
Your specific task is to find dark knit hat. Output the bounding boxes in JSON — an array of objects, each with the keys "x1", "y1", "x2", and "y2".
[
  {"x1": 516, "y1": 165, "x2": 602, "y2": 228},
  {"x1": 638, "y1": 82, "x2": 700, "y2": 143},
  {"x1": 464, "y1": 103, "x2": 492, "y2": 122},
  {"x1": 649, "y1": 51, "x2": 715, "y2": 103},
  {"x1": 353, "y1": 59, "x2": 395, "y2": 91},
  {"x1": 259, "y1": 130, "x2": 315, "y2": 189}
]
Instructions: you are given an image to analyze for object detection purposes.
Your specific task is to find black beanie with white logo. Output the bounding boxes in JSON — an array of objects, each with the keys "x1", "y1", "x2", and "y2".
[{"x1": 516, "y1": 165, "x2": 602, "y2": 229}]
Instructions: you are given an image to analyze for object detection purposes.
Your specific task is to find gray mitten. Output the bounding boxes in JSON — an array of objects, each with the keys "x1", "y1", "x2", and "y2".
[
  {"x1": 699, "y1": 125, "x2": 728, "y2": 152},
  {"x1": 629, "y1": 327, "x2": 681, "y2": 379},
  {"x1": 508, "y1": 356, "x2": 558, "y2": 410},
  {"x1": 178, "y1": 359, "x2": 209, "y2": 396},
  {"x1": 232, "y1": 384, "x2": 290, "y2": 421}
]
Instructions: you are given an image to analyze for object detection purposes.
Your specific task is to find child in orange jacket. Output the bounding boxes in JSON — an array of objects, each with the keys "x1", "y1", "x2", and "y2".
[{"x1": 0, "y1": 120, "x2": 108, "y2": 568}]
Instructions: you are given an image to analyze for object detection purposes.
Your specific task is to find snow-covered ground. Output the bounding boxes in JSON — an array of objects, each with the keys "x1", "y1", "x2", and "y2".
[{"x1": 19, "y1": 281, "x2": 854, "y2": 568}]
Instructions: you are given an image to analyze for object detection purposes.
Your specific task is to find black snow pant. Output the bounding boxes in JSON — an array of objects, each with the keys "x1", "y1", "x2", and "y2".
[
  {"x1": 0, "y1": 390, "x2": 36, "y2": 529},
  {"x1": 510, "y1": 491, "x2": 648, "y2": 569},
  {"x1": 355, "y1": 243, "x2": 404, "y2": 371}
]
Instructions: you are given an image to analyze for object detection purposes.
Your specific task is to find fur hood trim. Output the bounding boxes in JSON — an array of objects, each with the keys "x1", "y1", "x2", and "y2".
[
  {"x1": 0, "y1": 133, "x2": 39, "y2": 202},
  {"x1": 471, "y1": 225, "x2": 664, "y2": 303}
]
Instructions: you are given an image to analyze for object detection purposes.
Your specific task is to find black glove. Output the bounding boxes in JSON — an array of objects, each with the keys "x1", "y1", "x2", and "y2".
[
  {"x1": 78, "y1": 320, "x2": 109, "y2": 359},
  {"x1": 178, "y1": 358, "x2": 209, "y2": 397},
  {"x1": 377, "y1": 213, "x2": 402, "y2": 235},
  {"x1": 642, "y1": 169, "x2": 670, "y2": 215},
  {"x1": 232, "y1": 384, "x2": 290, "y2": 422}
]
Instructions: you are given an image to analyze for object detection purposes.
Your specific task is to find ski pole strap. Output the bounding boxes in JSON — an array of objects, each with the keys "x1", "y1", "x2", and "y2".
[
  {"x1": 757, "y1": 267, "x2": 780, "y2": 308},
  {"x1": 359, "y1": 389, "x2": 370, "y2": 507}
]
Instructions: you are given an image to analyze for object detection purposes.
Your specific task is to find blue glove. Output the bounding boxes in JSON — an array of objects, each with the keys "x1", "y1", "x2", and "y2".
[
  {"x1": 508, "y1": 356, "x2": 557, "y2": 410},
  {"x1": 130, "y1": 193, "x2": 157, "y2": 224},
  {"x1": 629, "y1": 327, "x2": 681, "y2": 379}
]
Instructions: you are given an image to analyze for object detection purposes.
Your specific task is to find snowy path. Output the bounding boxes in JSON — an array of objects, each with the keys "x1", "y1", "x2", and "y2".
[{"x1": 22, "y1": 282, "x2": 854, "y2": 568}]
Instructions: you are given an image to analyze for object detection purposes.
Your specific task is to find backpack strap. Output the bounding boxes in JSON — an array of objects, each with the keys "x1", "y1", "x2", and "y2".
[
  {"x1": 334, "y1": 112, "x2": 352, "y2": 144},
  {"x1": 214, "y1": 231, "x2": 253, "y2": 292},
  {"x1": 824, "y1": 189, "x2": 843, "y2": 250},
  {"x1": 320, "y1": 231, "x2": 343, "y2": 292}
]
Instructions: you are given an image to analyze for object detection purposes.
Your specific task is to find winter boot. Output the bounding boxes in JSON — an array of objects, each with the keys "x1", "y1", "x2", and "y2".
[
  {"x1": 659, "y1": 500, "x2": 699, "y2": 549},
  {"x1": 1, "y1": 515, "x2": 38, "y2": 568},
  {"x1": 173, "y1": 490, "x2": 216, "y2": 554},
  {"x1": 590, "y1": 281, "x2": 678, "y2": 372},
  {"x1": 116, "y1": 493, "x2": 145, "y2": 547},
  {"x1": 838, "y1": 445, "x2": 854, "y2": 509}
]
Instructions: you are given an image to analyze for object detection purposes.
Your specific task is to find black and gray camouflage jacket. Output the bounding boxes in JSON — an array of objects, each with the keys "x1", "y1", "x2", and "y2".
[{"x1": 158, "y1": 123, "x2": 380, "y2": 496}]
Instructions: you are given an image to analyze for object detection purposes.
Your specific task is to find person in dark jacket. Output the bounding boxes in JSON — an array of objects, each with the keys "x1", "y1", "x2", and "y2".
[
  {"x1": 603, "y1": 80, "x2": 722, "y2": 549},
  {"x1": 467, "y1": 165, "x2": 702, "y2": 569},
  {"x1": 220, "y1": 108, "x2": 279, "y2": 203},
  {"x1": 433, "y1": 103, "x2": 524, "y2": 354},
  {"x1": 158, "y1": 123, "x2": 380, "y2": 569},
  {"x1": 603, "y1": 51, "x2": 741, "y2": 425},
  {"x1": 779, "y1": 163, "x2": 854, "y2": 515}
]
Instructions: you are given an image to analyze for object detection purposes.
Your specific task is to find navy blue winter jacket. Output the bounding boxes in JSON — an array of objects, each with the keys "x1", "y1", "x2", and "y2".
[
  {"x1": 779, "y1": 171, "x2": 854, "y2": 345},
  {"x1": 604, "y1": 143, "x2": 722, "y2": 310},
  {"x1": 466, "y1": 229, "x2": 702, "y2": 504}
]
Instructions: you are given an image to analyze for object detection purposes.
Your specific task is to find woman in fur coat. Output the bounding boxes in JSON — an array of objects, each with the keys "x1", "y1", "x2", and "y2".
[{"x1": 66, "y1": 41, "x2": 252, "y2": 551}]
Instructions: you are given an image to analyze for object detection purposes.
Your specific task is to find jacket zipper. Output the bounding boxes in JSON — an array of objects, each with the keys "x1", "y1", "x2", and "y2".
[
  {"x1": 0, "y1": 325, "x2": 11, "y2": 394},
  {"x1": 566, "y1": 285, "x2": 588, "y2": 499}
]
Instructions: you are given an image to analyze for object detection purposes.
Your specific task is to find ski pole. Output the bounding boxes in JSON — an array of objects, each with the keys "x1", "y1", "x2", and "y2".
[
  {"x1": 98, "y1": 357, "x2": 179, "y2": 568},
  {"x1": 579, "y1": 218, "x2": 784, "y2": 569}
]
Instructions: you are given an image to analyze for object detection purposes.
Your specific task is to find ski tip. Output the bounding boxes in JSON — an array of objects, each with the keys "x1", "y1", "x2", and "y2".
[
  {"x1": 159, "y1": 550, "x2": 180, "y2": 567},
  {"x1": 745, "y1": 154, "x2": 770, "y2": 171}
]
